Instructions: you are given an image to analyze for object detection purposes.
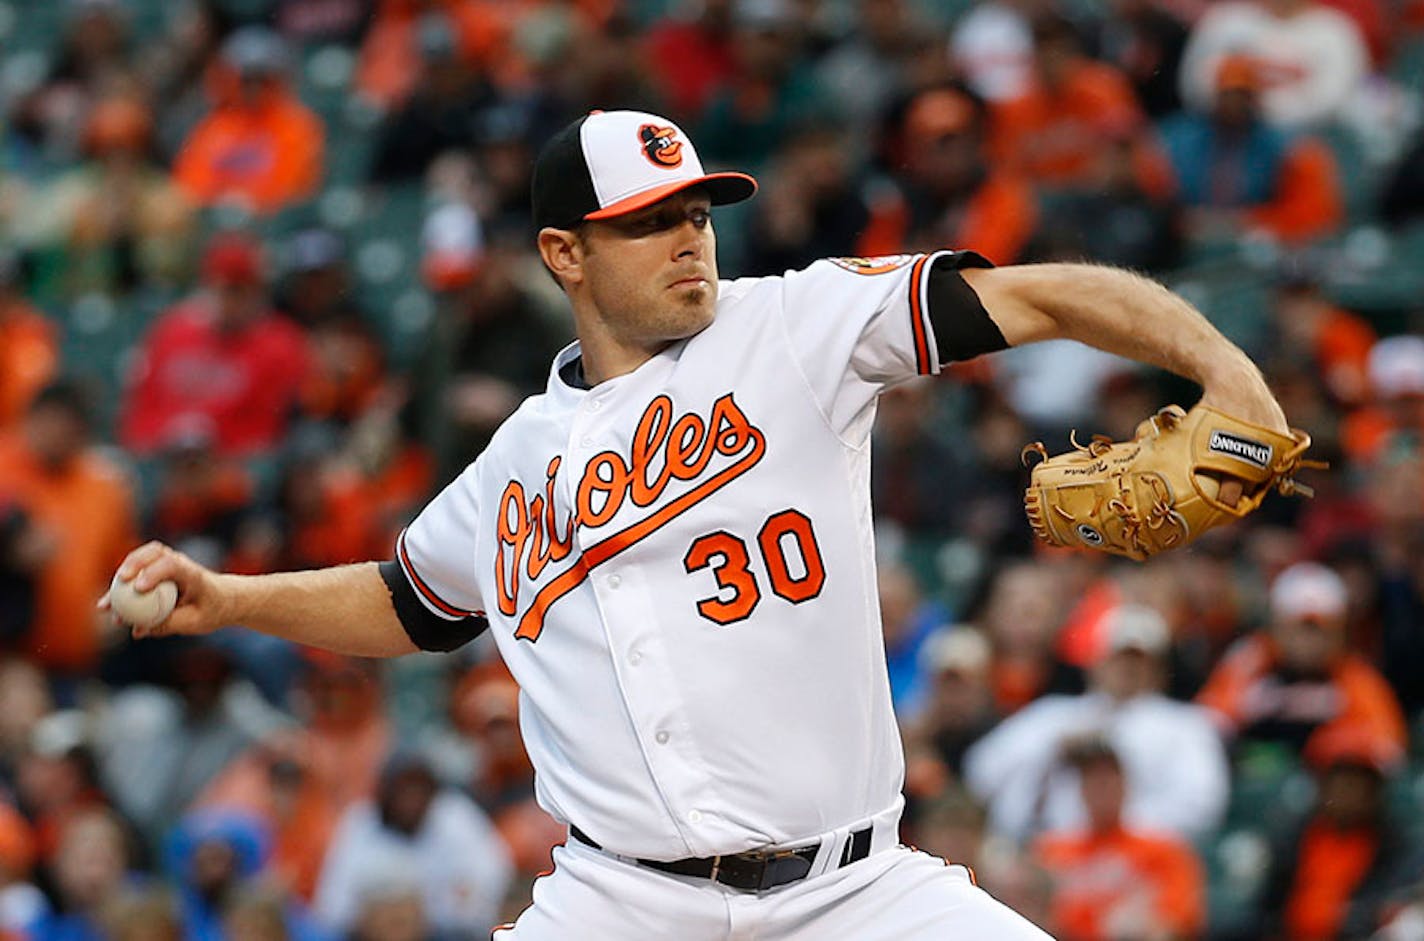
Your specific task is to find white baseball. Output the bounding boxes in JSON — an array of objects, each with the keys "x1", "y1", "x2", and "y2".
[{"x1": 108, "y1": 573, "x2": 178, "y2": 629}]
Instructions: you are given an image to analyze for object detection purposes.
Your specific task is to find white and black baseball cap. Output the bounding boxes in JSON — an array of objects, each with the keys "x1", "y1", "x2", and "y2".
[{"x1": 532, "y1": 110, "x2": 758, "y2": 231}]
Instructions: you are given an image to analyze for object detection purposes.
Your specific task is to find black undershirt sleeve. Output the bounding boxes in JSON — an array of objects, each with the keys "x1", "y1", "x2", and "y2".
[
  {"x1": 378, "y1": 560, "x2": 488, "y2": 653},
  {"x1": 925, "y1": 251, "x2": 1008, "y2": 364}
]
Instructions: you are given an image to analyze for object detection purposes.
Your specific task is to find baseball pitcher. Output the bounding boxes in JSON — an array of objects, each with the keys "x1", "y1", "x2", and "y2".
[{"x1": 108, "y1": 110, "x2": 1305, "y2": 940}]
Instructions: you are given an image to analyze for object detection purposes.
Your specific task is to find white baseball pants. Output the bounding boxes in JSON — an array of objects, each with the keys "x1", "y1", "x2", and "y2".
[{"x1": 492, "y1": 841, "x2": 1054, "y2": 940}]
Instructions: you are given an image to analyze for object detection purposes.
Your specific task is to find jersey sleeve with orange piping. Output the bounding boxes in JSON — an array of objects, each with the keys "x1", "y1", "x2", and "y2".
[
  {"x1": 774, "y1": 251, "x2": 1002, "y2": 436},
  {"x1": 1245, "y1": 136, "x2": 1343, "y2": 242},
  {"x1": 380, "y1": 463, "x2": 489, "y2": 652}
]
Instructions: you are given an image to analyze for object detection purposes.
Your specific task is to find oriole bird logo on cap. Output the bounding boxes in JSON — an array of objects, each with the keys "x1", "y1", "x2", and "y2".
[{"x1": 638, "y1": 124, "x2": 683, "y2": 168}]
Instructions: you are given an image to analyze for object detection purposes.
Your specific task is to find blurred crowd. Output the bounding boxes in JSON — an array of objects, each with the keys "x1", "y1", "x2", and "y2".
[{"x1": 0, "y1": 0, "x2": 1422, "y2": 938}]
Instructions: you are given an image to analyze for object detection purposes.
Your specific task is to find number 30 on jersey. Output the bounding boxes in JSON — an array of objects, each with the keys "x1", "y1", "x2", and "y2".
[{"x1": 682, "y1": 508, "x2": 825, "y2": 625}]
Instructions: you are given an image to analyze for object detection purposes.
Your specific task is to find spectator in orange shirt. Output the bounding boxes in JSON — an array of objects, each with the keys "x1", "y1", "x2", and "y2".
[
  {"x1": 1034, "y1": 738, "x2": 1206, "y2": 941},
  {"x1": 1158, "y1": 54, "x2": 1343, "y2": 246},
  {"x1": 0, "y1": 253, "x2": 58, "y2": 432},
  {"x1": 1197, "y1": 562, "x2": 1408, "y2": 763},
  {"x1": 0, "y1": 382, "x2": 136, "y2": 674},
  {"x1": 173, "y1": 28, "x2": 325, "y2": 216},
  {"x1": 1261, "y1": 726, "x2": 1407, "y2": 940},
  {"x1": 988, "y1": 16, "x2": 1146, "y2": 191},
  {"x1": 860, "y1": 84, "x2": 1038, "y2": 263}
]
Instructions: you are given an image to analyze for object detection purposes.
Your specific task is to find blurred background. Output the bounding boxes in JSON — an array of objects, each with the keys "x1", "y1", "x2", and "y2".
[{"x1": 0, "y1": 0, "x2": 1421, "y2": 938}]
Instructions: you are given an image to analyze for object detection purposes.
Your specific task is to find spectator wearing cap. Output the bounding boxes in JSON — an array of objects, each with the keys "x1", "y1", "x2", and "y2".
[
  {"x1": 277, "y1": 229, "x2": 388, "y2": 427},
  {"x1": 987, "y1": 15, "x2": 1149, "y2": 193},
  {"x1": 965, "y1": 605, "x2": 1230, "y2": 843},
  {"x1": 173, "y1": 27, "x2": 325, "y2": 215},
  {"x1": 0, "y1": 382, "x2": 136, "y2": 675},
  {"x1": 905, "y1": 626, "x2": 999, "y2": 780},
  {"x1": 859, "y1": 84, "x2": 1038, "y2": 264},
  {"x1": 1197, "y1": 562, "x2": 1407, "y2": 763},
  {"x1": 368, "y1": 12, "x2": 498, "y2": 184},
  {"x1": 1178, "y1": 0, "x2": 1369, "y2": 129},
  {"x1": 119, "y1": 232, "x2": 313, "y2": 457},
  {"x1": 1032, "y1": 738, "x2": 1207, "y2": 941},
  {"x1": 1340, "y1": 335, "x2": 1424, "y2": 466},
  {"x1": 314, "y1": 750, "x2": 512, "y2": 938},
  {"x1": 1158, "y1": 53, "x2": 1343, "y2": 246},
  {"x1": 0, "y1": 253, "x2": 58, "y2": 432},
  {"x1": 25, "y1": 94, "x2": 194, "y2": 302},
  {"x1": 1257, "y1": 726, "x2": 1408, "y2": 940}
]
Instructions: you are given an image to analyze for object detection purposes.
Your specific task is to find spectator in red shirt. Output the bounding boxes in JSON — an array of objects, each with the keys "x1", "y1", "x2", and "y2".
[
  {"x1": 643, "y1": 0, "x2": 736, "y2": 119},
  {"x1": 119, "y1": 232, "x2": 312, "y2": 458}
]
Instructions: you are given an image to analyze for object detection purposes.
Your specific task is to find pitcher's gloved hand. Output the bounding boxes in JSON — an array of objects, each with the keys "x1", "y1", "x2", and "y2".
[{"x1": 1022, "y1": 404, "x2": 1322, "y2": 561}]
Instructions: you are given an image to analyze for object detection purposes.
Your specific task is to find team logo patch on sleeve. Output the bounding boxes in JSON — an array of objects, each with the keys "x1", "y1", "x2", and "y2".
[
  {"x1": 829, "y1": 255, "x2": 917, "y2": 275},
  {"x1": 1208, "y1": 430, "x2": 1273, "y2": 468}
]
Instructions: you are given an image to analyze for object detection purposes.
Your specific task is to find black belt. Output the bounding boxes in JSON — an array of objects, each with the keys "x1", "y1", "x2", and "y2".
[{"x1": 569, "y1": 824, "x2": 874, "y2": 892}]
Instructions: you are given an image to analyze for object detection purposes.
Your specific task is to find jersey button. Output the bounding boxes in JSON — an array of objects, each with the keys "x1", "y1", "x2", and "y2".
[
  {"x1": 608, "y1": 574, "x2": 622, "y2": 589},
  {"x1": 687, "y1": 810, "x2": 703, "y2": 825},
  {"x1": 589, "y1": 400, "x2": 603, "y2": 412},
  {"x1": 627, "y1": 649, "x2": 642, "y2": 666},
  {"x1": 655, "y1": 731, "x2": 670, "y2": 745},
  {"x1": 580, "y1": 435, "x2": 593, "y2": 447}
]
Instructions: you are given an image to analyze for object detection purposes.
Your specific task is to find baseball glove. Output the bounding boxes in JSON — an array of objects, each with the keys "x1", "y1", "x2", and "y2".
[{"x1": 1021, "y1": 404, "x2": 1319, "y2": 560}]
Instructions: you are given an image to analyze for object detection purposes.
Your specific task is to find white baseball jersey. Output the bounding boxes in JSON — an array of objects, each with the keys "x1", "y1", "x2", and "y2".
[{"x1": 392, "y1": 251, "x2": 997, "y2": 862}]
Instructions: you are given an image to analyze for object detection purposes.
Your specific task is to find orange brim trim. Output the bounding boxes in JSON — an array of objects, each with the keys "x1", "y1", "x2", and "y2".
[{"x1": 584, "y1": 173, "x2": 757, "y2": 220}]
